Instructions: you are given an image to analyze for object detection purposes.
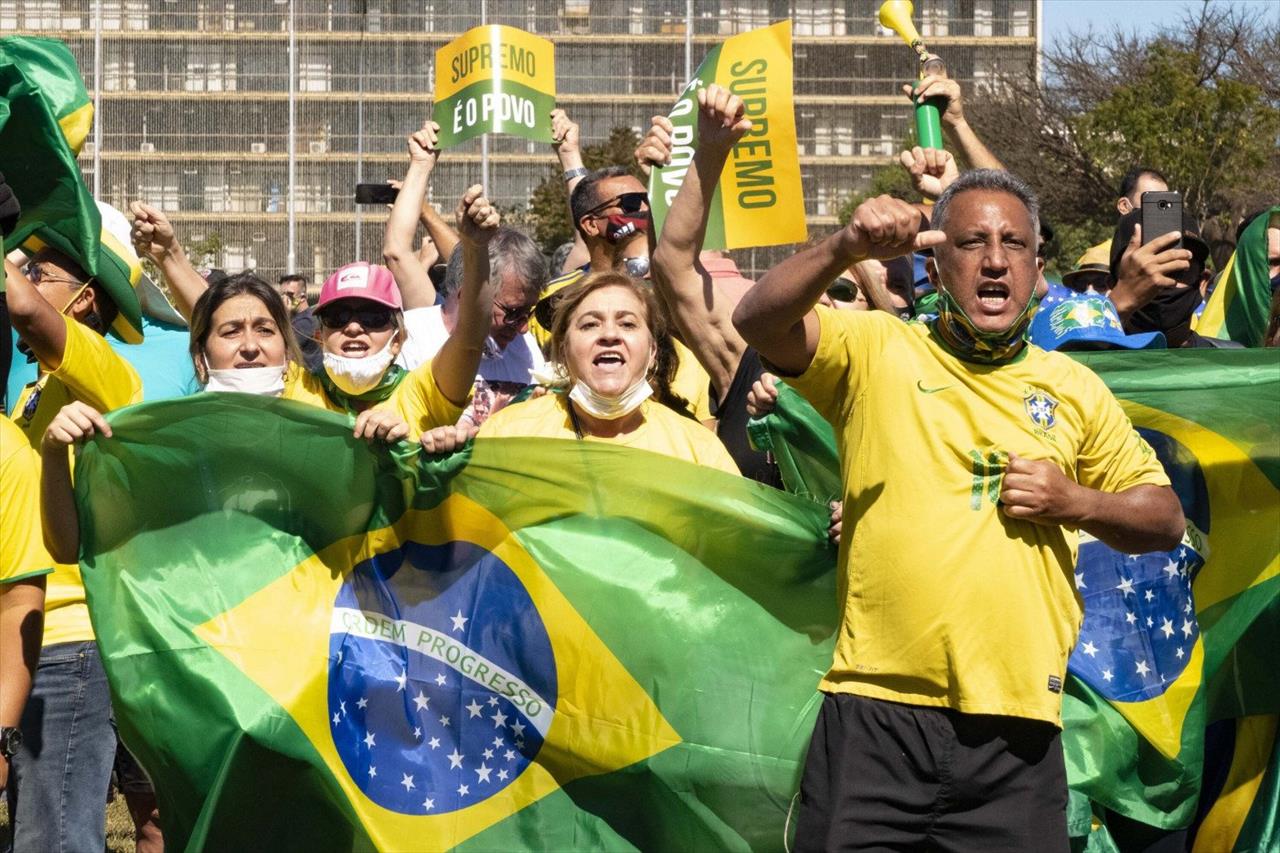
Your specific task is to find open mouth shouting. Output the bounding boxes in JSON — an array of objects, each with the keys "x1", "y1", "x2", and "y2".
[
  {"x1": 340, "y1": 339, "x2": 371, "y2": 357},
  {"x1": 592, "y1": 350, "x2": 626, "y2": 371},
  {"x1": 974, "y1": 280, "x2": 1011, "y2": 315}
]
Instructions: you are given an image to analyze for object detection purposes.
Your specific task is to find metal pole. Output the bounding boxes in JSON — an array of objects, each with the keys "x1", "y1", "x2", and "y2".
[
  {"x1": 354, "y1": 9, "x2": 365, "y2": 261},
  {"x1": 684, "y1": 0, "x2": 693, "y2": 84},
  {"x1": 1034, "y1": 0, "x2": 1044, "y2": 87},
  {"x1": 92, "y1": 0, "x2": 102, "y2": 198},
  {"x1": 286, "y1": 0, "x2": 297, "y2": 274},
  {"x1": 480, "y1": 0, "x2": 489, "y2": 191}
]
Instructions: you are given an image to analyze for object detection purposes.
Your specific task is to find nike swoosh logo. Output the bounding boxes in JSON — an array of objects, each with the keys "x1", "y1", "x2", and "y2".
[{"x1": 917, "y1": 380, "x2": 955, "y2": 394}]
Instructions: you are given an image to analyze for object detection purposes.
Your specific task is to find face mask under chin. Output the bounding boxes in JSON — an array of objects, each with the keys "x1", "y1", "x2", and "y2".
[
  {"x1": 323, "y1": 337, "x2": 396, "y2": 395},
  {"x1": 932, "y1": 284, "x2": 1038, "y2": 364}
]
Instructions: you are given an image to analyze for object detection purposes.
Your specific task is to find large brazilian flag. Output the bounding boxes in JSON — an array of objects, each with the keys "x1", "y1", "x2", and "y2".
[
  {"x1": 749, "y1": 348, "x2": 1280, "y2": 849},
  {"x1": 77, "y1": 394, "x2": 835, "y2": 851}
]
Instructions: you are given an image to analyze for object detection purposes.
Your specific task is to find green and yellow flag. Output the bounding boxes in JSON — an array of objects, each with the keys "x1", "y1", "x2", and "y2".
[
  {"x1": 433, "y1": 25, "x2": 556, "y2": 149},
  {"x1": 648, "y1": 20, "x2": 806, "y2": 250},
  {"x1": 0, "y1": 36, "x2": 143, "y2": 342},
  {"x1": 78, "y1": 395, "x2": 835, "y2": 851},
  {"x1": 1195, "y1": 207, "x2": 1280, "y2": 348},
  {"x1": 750, "y1": 348, "x2": 1280, "y2": 840}
]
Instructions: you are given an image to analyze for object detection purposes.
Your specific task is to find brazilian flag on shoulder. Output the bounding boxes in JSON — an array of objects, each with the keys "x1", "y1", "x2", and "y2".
[{"x1": 77, "y1": 395, "x2": 835, "y2": 851}]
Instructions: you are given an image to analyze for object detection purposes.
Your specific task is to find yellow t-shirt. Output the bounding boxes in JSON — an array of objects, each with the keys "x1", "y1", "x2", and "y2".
[
  {"x1": 786, "y1": 307, "x2": 1170, "y2": 725},
  {"x1": 671, "y1": 339, "x2": 714, "y2": 423},
  {"x1": 9, "y1": 316, "x2": 143, "y2": 647},
  {"x1": 281, "y1": 362, "x2": 465, "y2": 440},
  {"x1": 478, "y1": 393, "x2": 739, "y2": 475},
  {"x1": 1, "y1": 418, "x2": 54, "y2": 585}
]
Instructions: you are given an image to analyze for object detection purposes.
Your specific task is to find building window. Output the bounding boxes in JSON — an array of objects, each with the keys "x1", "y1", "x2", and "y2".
[
  {"x1": 794, "y1": 1, "x2": 845, "y2": 37},
  {"x1": 185, "y1": 44, "x2": 237, "y2": 92},
  {"x1": 138, "y1": 168, "x2": 180, "y2": 209},
  {"x1": 103, "y1": 47, "x2": 138, "y2": 91},
  {"x1": 101, "y1": 0, "x2": 149, "y2": 31},
  {"x1": 298, "y1": 57, "x2": 331, "y2": 93},
  {"x1": 974, "y1": 0, "x2": 993, "y2": 38}
]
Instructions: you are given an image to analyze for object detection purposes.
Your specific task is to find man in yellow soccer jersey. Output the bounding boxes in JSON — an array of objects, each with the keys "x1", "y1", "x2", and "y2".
[{"x1": 734, "y1": 170, "x2": 1185, "y2": 851}]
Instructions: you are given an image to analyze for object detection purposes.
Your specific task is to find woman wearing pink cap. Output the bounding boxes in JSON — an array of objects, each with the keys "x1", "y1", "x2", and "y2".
[{"x1": 128, "y1": 179, "x2": 501, "y2": 442}]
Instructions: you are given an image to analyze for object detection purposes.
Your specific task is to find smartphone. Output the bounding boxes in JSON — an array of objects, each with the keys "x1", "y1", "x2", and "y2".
[
  {"x1": 1140, "y1": 191, "x2": 1182, "y2": 248},
  {"x1": 355, "y1": 183, "x2": 399, "y2": 205}
]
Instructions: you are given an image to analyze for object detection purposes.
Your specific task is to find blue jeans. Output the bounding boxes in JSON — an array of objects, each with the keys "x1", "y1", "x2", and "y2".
[{"x1": 6, "y1": 641, "x2": 115, "y2": 853}]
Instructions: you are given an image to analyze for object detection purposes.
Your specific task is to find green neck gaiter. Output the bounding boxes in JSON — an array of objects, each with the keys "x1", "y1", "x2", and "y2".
[
  {"x1": 316, "y1": 364, "x2": 407, "y2": 413},
  {"x1": 930, "y1": 284, "x2": 1039, "y2": 365}
]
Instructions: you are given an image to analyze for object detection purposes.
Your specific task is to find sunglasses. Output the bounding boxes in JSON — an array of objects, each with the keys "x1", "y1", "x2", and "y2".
[
  {"x1": 585, "y1": 191, "x2": 649, "y2": 218},
  {"x1": 494, "y1": 300, "x2": 534, "y2": 327},
  {"x1": 318, "y1": 305, "x2": 395, "y2": 330},
  {"x1": 23, "y1": 261, "x2": 89, "y2": 289}
]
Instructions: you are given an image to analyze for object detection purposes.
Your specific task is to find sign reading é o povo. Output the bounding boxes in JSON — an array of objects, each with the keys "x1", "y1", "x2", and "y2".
[{"x1": 432, "y1": 25, "x2": 556, "y2": 149}]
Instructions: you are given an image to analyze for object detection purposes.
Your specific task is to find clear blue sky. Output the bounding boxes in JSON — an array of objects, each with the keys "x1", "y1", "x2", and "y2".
[{"x1": 1041, "y1": 0, "x2": 1275, "y2": 47}]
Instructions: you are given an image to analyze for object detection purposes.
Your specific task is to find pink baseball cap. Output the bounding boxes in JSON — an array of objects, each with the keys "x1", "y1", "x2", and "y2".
[{"x1": 316, "y1": 262, "x2": 403, "y2": 311}]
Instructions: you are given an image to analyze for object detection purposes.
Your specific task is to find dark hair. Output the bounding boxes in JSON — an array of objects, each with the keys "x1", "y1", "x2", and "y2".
[
  {"x1": 1118, "y1": 167, "x2": 1167, "y2": 202},
  {"x1": 549, "y1": 241, "x2": 575, "y2": 277},
  {"x1": 548, "y1": 271, "x2": 692, "y2": 418},
  {"x1": 189, "y1": 273, "x2": 301, "y2": 382},
  {"x1": 278, "y1": 273, "x2": 307, "y2": 291},
  {"x1": 439, "y1": 227, "x2": 548, "y2": 302},
  {"x1": 569, "y1": 166, "x2": 633, "y2": 240}
]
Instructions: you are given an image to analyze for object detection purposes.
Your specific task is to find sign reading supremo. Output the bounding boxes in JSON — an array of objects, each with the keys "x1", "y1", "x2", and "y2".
[
  {"x1": 648, "y1": 20, "x2": 806, "y2": 250},
  {"x1": 433, "y1": 25, "x2": 556, "y2": 149}
]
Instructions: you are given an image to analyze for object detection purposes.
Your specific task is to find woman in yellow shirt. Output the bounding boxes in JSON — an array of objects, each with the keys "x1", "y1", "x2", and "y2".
[{"x1": 424, "y1": 271, "x2": 739, "y2": 474}]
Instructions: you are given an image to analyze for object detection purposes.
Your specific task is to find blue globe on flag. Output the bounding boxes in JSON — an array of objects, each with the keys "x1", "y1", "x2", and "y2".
[{"x1": 327, "y1": 541, "x2": 557, "y2": 814}]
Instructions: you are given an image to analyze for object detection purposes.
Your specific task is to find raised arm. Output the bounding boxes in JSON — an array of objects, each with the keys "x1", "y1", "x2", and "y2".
[
  {"x1": 384, "y1": 120, "x2": 441, "y2": 309},
  {"x1": 733, "y1": 197, "x2": 945, "y2": 375},
  {"x1": 430, "y1": 186, "x2": 499, "y2": 407},
  {"x1": 551, "y1": 108, "x2": 590, "y2": 268},
  {"x1": 129, "y1": 201, "x2": 207, "y2": 322},
  {"x1": 907, "y1": 71, "x2": 1004, "y2": 171},
  {"x1": 649, "y1": 85, "x2": 751, "y2": 398},
  {"x1": 3, "y1": 258, "x2": 67, "y2": 369}
]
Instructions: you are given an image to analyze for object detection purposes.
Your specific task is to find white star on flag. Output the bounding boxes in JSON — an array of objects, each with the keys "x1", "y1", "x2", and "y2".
[
  {"x1": 1184, "y1": 601, "x2": 1193, "y2": 615},
  {"x1": 483, "y1": 748, "x2": 494, "y2": 759},
  {"x1": 400, "y1": 773, "x2": 415, "y2": 791},
  {"x1": 493, "y1": 736, "x2": 505, "y2": 749},
  {"x1": 1136, "y1": 660, "x2": 1151, "y2": 677},
  {"x1": 357, "y1": 697, "x2": 368, "y2": 709},
  {"x1": 1175, "y1": 647, "x2": 1185, "y2": 659},
  {"x1": 1144, "y1": 589, "x2": 1155, "y2": 602},
  {"x1": 435, "y1": 673, "x2": 447, "y2": 686},
  {"x1": 1117, "y1": 577, "x2": 1135, "y2": 596},
  {"x1": 1082, "y1": 641, "x2": 1098, "y2": 657},
  {"x1": 1161, "y1": 617, "x2": 1175, "y2": 639},
  {"x1": 1162, "y1": 559, "x2": 1180, "y2": 579},
  {"x1": 363, "y1": 732, "x2": 376, "y2": 748},
  {"x1": 457, "y1": 783, "x2": 470, "y2": 796},
  {"x1": 1125, "y1": 611, "x2": 1137, "y2": 625},
  {"x1": 428, "y1": 737, "x2": 440, "y2": 749},
  {"x1": 1074, "y1": 572, "x2": 1086, "y2": 590},
  {"x1": 447, "y1": 749, "x2": 464, "y2": 769},
  {"x1": 488, "y1": 697, "x2": 499, "y2": 707},
  {"x1": 492, "y1": 709, "x2": 508, "y2": 729},
  {"x1": 339, "y1": 700, "x2": 346, "y2": 715},
  {"x1": 439, "y1": 715, "x2": 450, "y2": 727},
  {"x1": 1182, "y1": 619, "x2": 1194, "y2": 637},
  {"x1": 369, "y1": 766, "x2": 377, "y2": 778},
  {"x1": 510, "y1": 720, "x2": 526, "y2": 738},
  {"x1": 332, "y1": 713, "x2": 340, "y2": 725},
  {"x1": 504, "y1": 749, "x2": 517, "y2": 762},
  {"x1": 423, "y1": 797, "x2": 435, "y2": 811},
  {"x1": 1102, "y1": 669, "x2": 1113, "y2": 682},
  {"x1": 413, "y1": 691, "x2": 430, "y2": 711},
  {"x1": 466, "y1": 699, "x2": 484, "y2": 718},
  {"x1": 394, "y1": 670, "x2": 407, "y2": 692},
  {"x1": 476, "y1": 764, "x2": 493, "y2": 783},
  {"x1": 1146, "y1": 616, "x2": 1154, "y2": 628},
  {"x1": 450, "y1": 610, "x2": 468, "y2": 632},
  {"x1": 498, "y1": 769, "x2": 509, "y2": 781},
  {"x1": 413, "y1": 727, "x2": 421, "y2": 739}
]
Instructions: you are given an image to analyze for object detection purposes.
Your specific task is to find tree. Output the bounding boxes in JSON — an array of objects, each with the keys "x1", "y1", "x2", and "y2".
[
  {"x1": 525, "y1": 126, "x2": 644, "y2": 253},
  {"x1": 964, "y1": 2, "x2": 1279, "y2": 272},
  {"x1": 836, "y1": 159, "x2": 918, "y2": 226}
]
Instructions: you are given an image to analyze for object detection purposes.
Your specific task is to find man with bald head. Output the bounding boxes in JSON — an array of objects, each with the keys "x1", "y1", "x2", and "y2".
[{"x1": 733, "y1": 170, "x2": 1185, "y2": 850}]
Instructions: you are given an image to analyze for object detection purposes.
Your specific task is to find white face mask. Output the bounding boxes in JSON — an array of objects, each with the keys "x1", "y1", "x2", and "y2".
[
  {"x1": 322, "y1": 337, "x2": 396, "y2": 395},
  {"x1": 567, "y1": 352, "x2": 655, "y2": 421},
  {"x1": 202, "y1": 360, "x2": 286, "y2": 397}
]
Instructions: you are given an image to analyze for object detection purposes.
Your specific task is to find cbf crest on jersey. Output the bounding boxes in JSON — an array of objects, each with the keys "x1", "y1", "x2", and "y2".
[{"x1": 1024, "y1": 388, "x2": 1060, "y2": 431}]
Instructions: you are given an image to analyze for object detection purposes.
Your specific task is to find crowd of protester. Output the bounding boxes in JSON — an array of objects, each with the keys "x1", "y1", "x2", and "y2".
[{"x1": 2, "y1": 59, "x2": 1278, "y2": 852}]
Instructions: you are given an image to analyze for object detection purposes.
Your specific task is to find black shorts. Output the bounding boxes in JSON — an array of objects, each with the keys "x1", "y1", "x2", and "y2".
[{"x1": 794, "y1": 692, "x2": 1068, "y2": 852}]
